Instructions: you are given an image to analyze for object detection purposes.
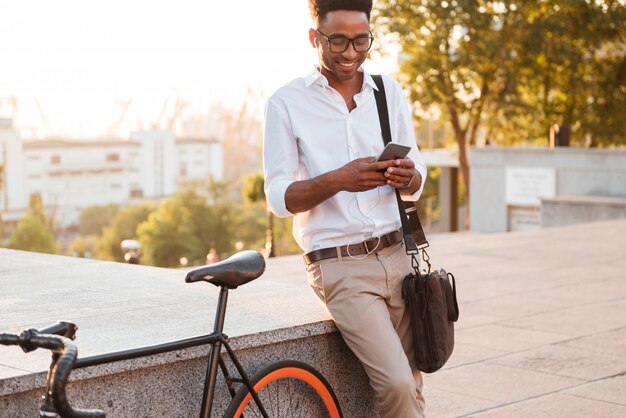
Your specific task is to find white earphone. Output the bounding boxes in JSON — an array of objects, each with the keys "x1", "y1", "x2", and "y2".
[{"x1": 313, "y1": 38, "x2": 318, "y2": 47}]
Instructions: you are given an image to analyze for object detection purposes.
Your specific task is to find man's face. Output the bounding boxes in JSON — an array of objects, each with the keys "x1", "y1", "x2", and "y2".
[{"x1": 314, "y1": 10, "x2": 370, "y2": 83}]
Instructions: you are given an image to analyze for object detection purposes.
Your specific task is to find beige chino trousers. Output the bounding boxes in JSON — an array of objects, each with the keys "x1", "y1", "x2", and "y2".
[{"x1": 306, "y1": 242, "x2": 425, "y2": 418}]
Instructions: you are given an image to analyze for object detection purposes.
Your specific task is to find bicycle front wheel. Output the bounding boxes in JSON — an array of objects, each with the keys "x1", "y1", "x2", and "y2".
[{"x1": 224, "y1": 360, "x2": 342, "y2": 418}]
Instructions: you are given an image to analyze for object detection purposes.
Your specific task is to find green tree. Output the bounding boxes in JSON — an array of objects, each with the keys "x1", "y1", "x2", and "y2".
[
  {"x1": 231, "y1": 204, "x2": 270, "y2": 252},
  {"x1": 375, "y1": 1, "x2": 525, "y2": 223},
  {"x1": 272, "y1": 216, "x2": 301, "y2": 256},
  {"x1": 9, "y1": 192, "x2": 56, "y2": 254},
  {"x1": 205, "y1": 177, "x2": 237, "y2": 255},
  {"x1": 67, "y1": 235, "x2": 96, "y2": 258},
  {"x1": 242, "y1": 172, "x2": 275, "y2": 257},
  {"x1": 79, "y1": 204, "x2": 119, "y2": 235},
  {"x1": 137, "y1": 189, "x2": 232, "y2": 267},
  {"x1": 28, "y1": 193, "x2": 45, "y2": 220},
  {"x1": 375, "y1": 0, "x2": 626, "y2": 224},
  {"x1": 514, "y1": 1, "x2": 626, "y2": 147},
  {"x1": 9, "y1": 215, "x2": 57, "y2": 254},
  {"x1": 97, "y1": 204, "x2": 154, "y2": 261}
]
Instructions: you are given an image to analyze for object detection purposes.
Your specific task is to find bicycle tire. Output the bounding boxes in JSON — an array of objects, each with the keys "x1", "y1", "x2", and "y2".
[{"x1": 224, "y1": 360, "x2": 342, "y2": 418}]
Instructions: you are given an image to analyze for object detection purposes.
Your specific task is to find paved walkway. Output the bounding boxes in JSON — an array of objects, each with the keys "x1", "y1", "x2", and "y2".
[
  {"x1": 420, "y1": 219, "x2": 626, "y2": 417},
  {"x1": 1, "y1": 219, "x2": 626, "y2": 417}
]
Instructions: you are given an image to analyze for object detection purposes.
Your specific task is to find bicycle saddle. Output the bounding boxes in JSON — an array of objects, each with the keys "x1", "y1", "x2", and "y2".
[{"x1": 185, "y1": 250, "x2": 266, "y2": 289}]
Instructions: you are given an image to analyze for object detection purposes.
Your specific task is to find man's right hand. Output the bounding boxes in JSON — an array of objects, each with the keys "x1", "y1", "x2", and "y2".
[
  {"x1": 285, "y1": 157, "x2": 398, "y2": 214},
  {"x1": 332, "y1": 157, "x2": 397, "y2": 192}
]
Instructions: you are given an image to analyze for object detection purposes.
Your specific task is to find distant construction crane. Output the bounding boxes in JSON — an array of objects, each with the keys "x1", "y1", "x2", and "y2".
[
  {"x1": 153, "y1": 91, "x2": 188, "y2": 131},
  {"x1": 113, "y1": 98, "x2": 133, "y2": 138},
  {"x1": 0, "y1": 96, "x2": 18, "y2": 123},
  {"x1": 33, "y1": 97, "x2": 49, "y2": 137}
]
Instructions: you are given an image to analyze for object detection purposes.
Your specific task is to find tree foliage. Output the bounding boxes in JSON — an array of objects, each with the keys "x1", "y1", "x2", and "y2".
[
  {"x1": 375, "y1": 0, "x2": 625, "y2": 143},
  {"x1": 67, "y1": 235, "x2": 97, "y2": 258},
  {"x1": 242, "y1": 171, "x2": 277, "y2": 257},
  {"x1": 97, "y1": 204, "x2": 154, "y2": 262},
  {"x1": 9, "y1": 192, "x2": 56, "y2": 254},
  {"x1": 136, "y1": 188, "x2": 235, "y2": 267},
  {"x1": 514, "y1": 0, "x2": 626, "y2": 147},
  {"x1": 79, "y1": 204, "x2": 119, "y2": 236},
  {"x1": 375, "y1": 0, "x2": 626, "y2": 223},
  {"x1": 242, "y1": 172, "x2": 266, "y2": 204},
  {"x1": 204, "y1": 177, "x2": 238, "y2": 255},
  {"x1": 9, "y1": 215, "x2": 57, "y2": 254}
]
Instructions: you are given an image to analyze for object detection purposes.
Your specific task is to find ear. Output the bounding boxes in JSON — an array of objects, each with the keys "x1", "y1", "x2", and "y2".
[{"x1": 309, "y1": 28, "x2": 318, "y2": 48}]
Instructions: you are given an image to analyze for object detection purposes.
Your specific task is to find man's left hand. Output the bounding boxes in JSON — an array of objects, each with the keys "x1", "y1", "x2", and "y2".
[{"x1": 384, "y1": 158, "x2": 422, "y2": 195}]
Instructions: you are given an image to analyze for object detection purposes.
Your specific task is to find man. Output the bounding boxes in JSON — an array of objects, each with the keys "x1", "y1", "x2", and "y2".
[{"x1": 263, "y1": 0, "x2": 427, "y2": 416}]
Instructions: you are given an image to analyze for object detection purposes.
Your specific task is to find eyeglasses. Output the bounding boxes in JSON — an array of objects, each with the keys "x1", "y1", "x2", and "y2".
[{"x1": 315, "y1": 29, "x2": 374, "y2": 53}]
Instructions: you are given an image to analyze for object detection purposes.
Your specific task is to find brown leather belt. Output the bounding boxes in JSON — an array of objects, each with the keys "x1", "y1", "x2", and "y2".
[{"x1": 303, "y1": 230, "x2": 403, "y2": 265}]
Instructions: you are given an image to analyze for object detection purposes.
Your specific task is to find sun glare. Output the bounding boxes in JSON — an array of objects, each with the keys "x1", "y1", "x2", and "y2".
[{"x1": 1, "y1": 1, "x2": 400, "y2": 139}]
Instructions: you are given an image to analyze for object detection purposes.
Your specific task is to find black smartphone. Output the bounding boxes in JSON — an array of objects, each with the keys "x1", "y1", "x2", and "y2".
[{"x1": 375, "y1": 143, "x2": 411, "y2": 162}]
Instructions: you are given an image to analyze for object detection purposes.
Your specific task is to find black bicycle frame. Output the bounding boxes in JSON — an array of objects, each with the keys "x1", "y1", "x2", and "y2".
[{"x1": 73, "y1": 285, "x2": 269, "y2": 418}]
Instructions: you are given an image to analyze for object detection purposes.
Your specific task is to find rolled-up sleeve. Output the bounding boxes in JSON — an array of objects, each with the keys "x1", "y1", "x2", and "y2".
[
  {"x1": 263, "y1": 97, "x2": 297, "y2": 217},
  {"x1": 392, "y1": 80, "x2": 427, "y2": 201}
]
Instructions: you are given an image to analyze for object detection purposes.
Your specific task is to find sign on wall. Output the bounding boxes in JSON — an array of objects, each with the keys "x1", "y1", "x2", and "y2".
[{"x1": 505, "y1": 167, "x2": 556, "y2": 206}]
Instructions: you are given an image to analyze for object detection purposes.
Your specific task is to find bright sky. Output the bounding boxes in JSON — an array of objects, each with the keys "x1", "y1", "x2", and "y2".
[{"x1": 0, "y1": 0, "x2": 398, "y2": 138}]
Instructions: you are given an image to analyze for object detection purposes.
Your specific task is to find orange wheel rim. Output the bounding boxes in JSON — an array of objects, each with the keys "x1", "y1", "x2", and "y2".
[{"x1": 233, "y1": 367, "x2": 340, "y2": 418}]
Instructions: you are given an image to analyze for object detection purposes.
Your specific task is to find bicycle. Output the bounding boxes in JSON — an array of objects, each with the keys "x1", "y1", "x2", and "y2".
[{"x1": 0, "y1": 250, "x2": 343, "y2": 418}]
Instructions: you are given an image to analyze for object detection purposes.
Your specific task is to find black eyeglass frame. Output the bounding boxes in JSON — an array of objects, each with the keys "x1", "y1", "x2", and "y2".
[{"x1": 315, "y1": 29, "x2": 374, "y2": 53}]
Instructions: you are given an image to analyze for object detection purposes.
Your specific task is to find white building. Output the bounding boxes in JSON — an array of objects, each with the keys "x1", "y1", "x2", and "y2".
[
  {"x1": 0, "y1": 120, "x2": 28, "y2": 221},
  {"x1": 0, "y1": 122, "x2": 223, "y2": 227}
]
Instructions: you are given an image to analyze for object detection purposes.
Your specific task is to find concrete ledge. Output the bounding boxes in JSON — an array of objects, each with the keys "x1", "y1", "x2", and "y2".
[
  {"x1": 0, "y1": 321, "x2": 339, "y2": 397},
  {"x1": 542, "y1": 195, "x2": 626, "y2": 227},
  {"x1": 0, "y1": 250, "x2": 376, "y2": 416},
  {"x1": 2, "y1": 327, "x2": 375, "y2": 417}
]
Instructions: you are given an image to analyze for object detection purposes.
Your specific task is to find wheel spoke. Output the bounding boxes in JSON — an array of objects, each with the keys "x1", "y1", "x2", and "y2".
[{"x1": 225, "y1": 361, "x2": 341, "y2": 418}]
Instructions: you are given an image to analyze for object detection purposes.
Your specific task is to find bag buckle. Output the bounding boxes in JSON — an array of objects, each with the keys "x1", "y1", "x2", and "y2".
[{"x1": 422, "y1": 248, "x2": 432, "y2": 274}]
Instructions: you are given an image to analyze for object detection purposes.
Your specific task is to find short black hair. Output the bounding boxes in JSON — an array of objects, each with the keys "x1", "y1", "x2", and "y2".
[{"x1": 308, "y1": 0, "x2": 373, "y2": 26}]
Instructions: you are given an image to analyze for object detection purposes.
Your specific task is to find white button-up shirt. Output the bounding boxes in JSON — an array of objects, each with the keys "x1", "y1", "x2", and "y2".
[{"x1": 264, "y1": 67, "x2": 427, "y2": 252}]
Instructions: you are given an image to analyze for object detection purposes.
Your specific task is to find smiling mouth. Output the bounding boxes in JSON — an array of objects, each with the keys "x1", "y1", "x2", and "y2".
[{"x1": 339, "y1": 61, "x2": 356, "y2": 68}]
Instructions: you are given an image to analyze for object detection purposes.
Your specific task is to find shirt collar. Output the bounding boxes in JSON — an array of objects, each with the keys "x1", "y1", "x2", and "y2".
[{"x1": 304, "y1": 65, "x2": 379, "y2": 91}]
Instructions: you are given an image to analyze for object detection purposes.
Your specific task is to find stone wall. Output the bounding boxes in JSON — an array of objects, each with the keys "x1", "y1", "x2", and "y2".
[
  {"x1": 470, "y1": 147, "x2": 626, "y2": 232},
  {"x1": 1, "y1": 324, "x2": 376, "y2": 417}
]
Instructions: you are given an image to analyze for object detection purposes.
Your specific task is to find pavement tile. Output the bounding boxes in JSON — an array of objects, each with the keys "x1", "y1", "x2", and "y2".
[
  {"x1": 421, "y1": 385, "x2": 501, "y2": 418},
  {"x1": 425, "y1": 362, "x2": 582, "y2": 404},
  {"x1": 529, "y1": 273, "x2": 626, "y2": 307},
  {"x1": 455, "y1": 324, "x2": 569, "y2": 352},
  {"x1": 455, "y1": 312, "x2": 501, "y2": 330},
  {"x1": 444, "y1": 262, "x2": 535, "y2": 287},
  {"x1": 501, "y1": 299, "x2": 626, "y2": 338},
  {"x1": 463, "y1": 293, "x2": 569, "y2": 321},
  {"x1": 565, "y1": 374, "x2": 626, "y2": 406},
  {"x1": 562, "y1": 327, "x2": 626, "y2": 355},
  {"x1": 455, "y1": 276, "x2": 536, "y2": 303},
  {"x1": 608, "y1": 258, "x2": 626, "y2": 269},
  {"x1": 469, "y1": 393, "x2": 626, "y2": 417},
  {"x1": 443, "y1": 343, "x2": 508, "y2": 370},
  {"x1": 452, "y1": 263, "x2": 608, "y2": 307},
  {"x1": 489, "y1": 344, "x2": 626, "y2": 381}
]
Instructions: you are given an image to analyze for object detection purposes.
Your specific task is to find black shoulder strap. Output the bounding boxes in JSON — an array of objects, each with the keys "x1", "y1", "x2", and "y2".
[
  {"x1": 372, "y1": 75, "x2": 393, "y2": 146},
  {"x1": 371, "y1": 74, "x2": 421, "y2": 254}
]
